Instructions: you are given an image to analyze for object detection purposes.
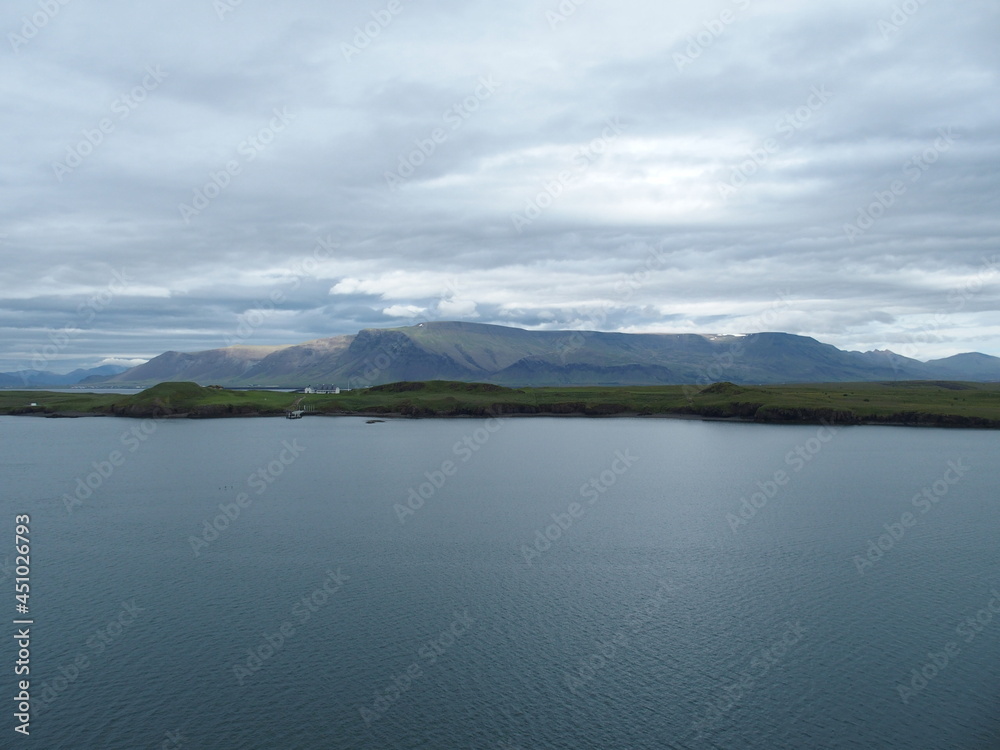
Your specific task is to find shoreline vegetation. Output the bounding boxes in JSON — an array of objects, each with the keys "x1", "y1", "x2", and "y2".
[{"x1": 1, "y1": 380, "x2": 1000, "y2": 429}]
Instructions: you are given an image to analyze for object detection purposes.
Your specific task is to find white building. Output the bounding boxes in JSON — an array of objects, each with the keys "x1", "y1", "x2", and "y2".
[{"x1": 304, "y1": 385, "x2": 340, "y2": 394}]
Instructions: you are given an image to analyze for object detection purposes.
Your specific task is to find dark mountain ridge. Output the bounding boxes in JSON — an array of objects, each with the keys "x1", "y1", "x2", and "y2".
[
  {"x1": 0, "y1": 364, "x2": 129, "y2": 387},
  {"x1": 96, "y1": 321, "x2": 1000, "y2": 387}
]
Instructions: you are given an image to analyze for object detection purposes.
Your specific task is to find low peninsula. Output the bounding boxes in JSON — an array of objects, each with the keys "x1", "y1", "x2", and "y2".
[{"x1": 2, "y1": 380, "x2": 1000, "y2": 428}]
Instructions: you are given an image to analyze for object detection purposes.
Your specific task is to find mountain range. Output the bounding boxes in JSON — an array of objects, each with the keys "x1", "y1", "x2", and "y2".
[
  {"x1": 0, "y1": 364, "x2": 129, "y2": 388},
  {"x1": 87, "y1": 322, "x2": 1000, "y2": 387}
]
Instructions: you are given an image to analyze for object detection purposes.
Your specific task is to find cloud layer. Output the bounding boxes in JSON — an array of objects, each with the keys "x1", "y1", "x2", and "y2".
[{"x1": 2, "y1": 0, "x2": 998, "y2": 372}]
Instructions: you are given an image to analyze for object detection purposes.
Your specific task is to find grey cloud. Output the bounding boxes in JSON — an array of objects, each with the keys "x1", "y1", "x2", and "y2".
[{"x1": 1, "y1": 0, "x2": 997, "y2": 372}]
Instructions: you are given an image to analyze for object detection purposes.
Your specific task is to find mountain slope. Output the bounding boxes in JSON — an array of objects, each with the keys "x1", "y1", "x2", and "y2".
[
  {"x1": 104, "y1": 346, "x2": 287, "y2": 384},
  {"x1": 240, "y1": 336, "x2": 354, "y2": 384},
  {"x1": 0, "y1": 364, "x2": 129, "y2": 387},
  {"x1": 922, "y1": 352, "x2": 1000, "y2": 380},
  {"x1": 98, "y1": 322, "x2": 1000, "y2": 387}
]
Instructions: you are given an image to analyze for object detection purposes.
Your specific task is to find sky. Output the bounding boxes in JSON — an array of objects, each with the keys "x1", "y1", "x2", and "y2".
[{"x1": 1, "y1": 0, "x2": 998, "y2": 373}]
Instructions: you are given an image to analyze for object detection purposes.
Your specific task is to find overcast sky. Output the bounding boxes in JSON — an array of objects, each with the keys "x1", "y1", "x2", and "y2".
[{"x1": 2, "y1": 0, "x2": 998, "y2": 373}]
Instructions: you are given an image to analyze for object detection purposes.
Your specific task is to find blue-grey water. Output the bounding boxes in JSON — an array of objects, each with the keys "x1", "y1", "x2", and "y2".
[
  {"x1": 4, "y1": 388, "x2": 143, "y2": 394},
  {"x1": 2, "y1": 415, "x2": 998, "y2": 749}
]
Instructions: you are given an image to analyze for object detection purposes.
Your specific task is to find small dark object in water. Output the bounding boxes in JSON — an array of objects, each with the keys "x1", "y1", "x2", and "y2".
[{"x1": 366, "y1": 419, "x2": 385, "y2": 424}]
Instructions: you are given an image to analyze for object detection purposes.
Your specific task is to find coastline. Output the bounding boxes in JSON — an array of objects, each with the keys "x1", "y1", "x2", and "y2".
[
  {"x1": 4, "y1": 380, "x2": 999, "y2": 430},
  {"x1": 6, "y1": 409, "x2": 999, "y2": 430}
]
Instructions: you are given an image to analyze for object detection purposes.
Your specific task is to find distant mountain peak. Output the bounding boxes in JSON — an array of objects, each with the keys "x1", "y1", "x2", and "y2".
[
  {"x1": 94, "y1": 322, "x2": 1000, "y2": 388},
  {"x1": 0, "y1": 364, "x2": 130, "y2": 387}
]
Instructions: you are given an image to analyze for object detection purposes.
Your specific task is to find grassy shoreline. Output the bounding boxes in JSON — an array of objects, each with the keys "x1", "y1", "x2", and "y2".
[{"x1": 2, "y1": 379, "x2": 1000, "y2": 429}]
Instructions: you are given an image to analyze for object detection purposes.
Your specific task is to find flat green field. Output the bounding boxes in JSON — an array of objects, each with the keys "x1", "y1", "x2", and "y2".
[{"x1": 2, "y1": 379, "x2": 1000, "y2": 427}]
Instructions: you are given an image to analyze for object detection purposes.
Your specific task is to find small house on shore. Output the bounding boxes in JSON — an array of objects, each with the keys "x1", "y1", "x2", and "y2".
[{"x1": 304, "y1": 385, "x2": 340, "y2": 394}]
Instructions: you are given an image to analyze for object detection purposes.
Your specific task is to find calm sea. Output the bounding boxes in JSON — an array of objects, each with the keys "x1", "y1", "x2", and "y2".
[{"x1": 1, "y1": 415, "x2": 998, "y2": 749}]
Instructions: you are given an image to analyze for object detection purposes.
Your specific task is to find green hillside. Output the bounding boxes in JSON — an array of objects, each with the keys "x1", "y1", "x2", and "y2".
[{"x1": 2, "y1": 380, "x2": 1000, "y2": 427}]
